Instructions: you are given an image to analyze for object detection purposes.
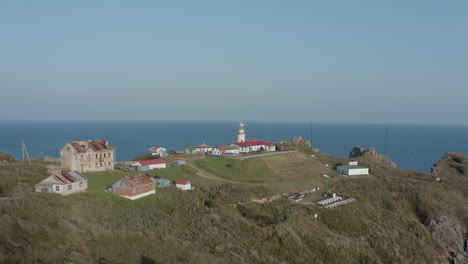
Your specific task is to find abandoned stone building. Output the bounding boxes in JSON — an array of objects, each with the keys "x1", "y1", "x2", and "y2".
[{"x1": 60, "y1": 140, "x2": 115, "y2": 173}]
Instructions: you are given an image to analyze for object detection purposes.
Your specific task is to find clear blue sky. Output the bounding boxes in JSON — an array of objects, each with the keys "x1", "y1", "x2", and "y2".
[{"x1": 1, "y1": 1, "x2": 467, "y2": 124}]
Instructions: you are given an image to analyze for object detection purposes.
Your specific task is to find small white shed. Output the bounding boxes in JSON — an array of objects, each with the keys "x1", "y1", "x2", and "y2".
[
  {"x1": 175, "y1": 179, "x2": 192, "y2": 190},
  {"x1": 337, "y1": 161, "x2": 369, "y2": 175}
]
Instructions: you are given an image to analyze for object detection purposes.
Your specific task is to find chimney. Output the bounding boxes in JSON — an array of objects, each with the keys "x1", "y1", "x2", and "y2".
[{"x1": 332, "y1": 193, "x2": 336, "y2": 198}]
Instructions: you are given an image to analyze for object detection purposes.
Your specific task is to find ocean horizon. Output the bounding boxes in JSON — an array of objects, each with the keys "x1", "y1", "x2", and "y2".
[{"x1": 1, "y1": 121, "x2": 467, "y2": 172}]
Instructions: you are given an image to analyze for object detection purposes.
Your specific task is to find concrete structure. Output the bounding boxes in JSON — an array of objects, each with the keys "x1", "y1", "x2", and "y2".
[
  {"x1": 45, "y1": 165, "x2": 62, "y2": 175},
  {"x1": 317, "y1": 193, "x2": 343, "y2": 206},
  {"x1": 337, "y1": 161, "x2": 369, "y2": 176},
  {"x1": 35, "y1": 171, "x2": 87, "y2": 195},
  {"x1": 149, "y1": 147, "x2": 167, "y2": 157},
  {"x1": 110, "y1": 174, "x2": 156, "y2": 200},
  {"x1": 175, "y1": 179, "x2": 192, "y2": 190},
  {"x1": 155, "y1": 179, "x2": 171, "y2": 188},
  {"x1": 60, "y1": 140, "x2": 115, "y2": 173},
  {"x1": 176, "y1": 160, "x2": 187, "y2": 165},
  {"x1": 212, "y1": 144, "x2": 240, "y2": 156},
  {"x1": 132, "y1": 158, "x2": 167, "y2": 170},
  {"x1": 237, "y1": 122, "x2": 246, "y2": 143}
]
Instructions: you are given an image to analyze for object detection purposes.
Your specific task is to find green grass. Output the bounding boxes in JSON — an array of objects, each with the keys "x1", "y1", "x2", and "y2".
[{"x1": 194, "y1": 156, "x2": 278, "y2": 183}]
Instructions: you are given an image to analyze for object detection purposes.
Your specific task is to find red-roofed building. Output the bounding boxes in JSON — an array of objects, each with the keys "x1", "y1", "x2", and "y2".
[
  {"x1": 235, "y1": 139, "x2": 276, "y2": 153},
  {"x1": 175, "y1": 179, "x2": 192, "y2": 190},
  {"x1": 149, "y1": 146, "x2": 167, "y2": 157},
  {"x1": 110, "y1": 173, "x2": 157, "y2": 200},
  {"x1": 233, "y1": 122, "x2": 276, "y2": 153},
  {"x1": 132, "y1": 158, "x2": 167, "y2": 170},
  {"x1": 212, "y1": 144, "x2": 240, "y2": 156}
]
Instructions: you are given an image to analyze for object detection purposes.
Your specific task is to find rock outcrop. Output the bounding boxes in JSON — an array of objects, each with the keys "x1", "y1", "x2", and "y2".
[
  {"x1": 348, "y1": 146, "x2": 397, "y2": 168},
  {"x1": 427, "y1": 215, "x2": 468, "y2": 264},
  {"x1": 0, "y1": 152, "x2": 14, "y2": 162},
  {"x1": 291, "y1": 137, "x2": 312, "y2": 148}
]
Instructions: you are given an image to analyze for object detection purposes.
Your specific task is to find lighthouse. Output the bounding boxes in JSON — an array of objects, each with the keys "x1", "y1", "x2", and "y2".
[{"x1": 237, "y1": 122, "x2": 246, "y2": 143}]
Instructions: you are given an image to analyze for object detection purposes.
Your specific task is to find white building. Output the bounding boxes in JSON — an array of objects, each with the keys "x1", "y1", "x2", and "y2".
[
  {"x1": 149, "y1": 147, "x2": 167, "y2": 157},
  {"x1": 175, "y1": 179, "x2": 192, "y2": 190},
  {"x1": 212, "y1": 144, "x2": 240, "y2": 156},
  {"x1": 132, "y1": 158, "x2": 167, "y2": 170},
  {"x1": 234, "y1": 122, "x2": 276, "y2": 153},
  {"x1": 35, "y1": 171, "x2": 88, "y2": 195},
  {"x1": 337, "y1": 161, "x2": 369, "y2": 176},
  {"x1": 194, "y1": 143, "x2": 213, "y2": 154},
  {"x1": 60, "y1": 140, "x2": 115, "y2": 173},
  {"x1": 237, "y1": 122, "x2": 246, "y2": 143}
]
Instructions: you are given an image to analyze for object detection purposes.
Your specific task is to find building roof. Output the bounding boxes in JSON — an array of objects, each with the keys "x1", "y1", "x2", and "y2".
[
  {"x1": 176, "y1": 179, "x2": 190, "y2": 185},
  {"x1": 46, "y1": 165, "x2": 61, "y2": 169},
  {"x1": 122, "y1": 174, "x2": 155, "y2": 188},
  {"x1": 149, "y1": 147, "x2": 160, "y2": 151},
  {"x1": 137, "y1": 158, "x2": 167, "y2": 166},
  {"x1": 53, "y1": 171, "x2": 87, "y2": 185},
  {"x1": 195, "y1": 143, "x2": 212, "y2": 149},
  {"x1": 235, "y1": 140, "x2": 273, "y2": 147},
  {"x1": 337, "y1": 165, "x2": 368, "y2": 170},
  {"x1": 68, "y1": 140, "x2": 112, "y2": 153},
  {"x1": 216, "y1": 145, "x2": 240, "y2": 151}
]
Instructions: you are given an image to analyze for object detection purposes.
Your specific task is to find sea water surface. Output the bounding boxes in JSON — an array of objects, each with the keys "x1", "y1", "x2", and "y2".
[{"x1": 0, "y1": 121, "x2": 467, "y2": 172}]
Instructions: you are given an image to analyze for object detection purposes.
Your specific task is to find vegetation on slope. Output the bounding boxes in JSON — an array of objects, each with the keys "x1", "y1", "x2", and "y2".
[{"x1": 0, "y1": 150, "x2": 466, "y2": 263}]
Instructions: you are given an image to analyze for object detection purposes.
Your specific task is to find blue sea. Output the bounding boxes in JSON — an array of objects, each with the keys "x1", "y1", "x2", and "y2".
[{"x1": 0, "y1": 121, "x2": 467, "y2": 172}]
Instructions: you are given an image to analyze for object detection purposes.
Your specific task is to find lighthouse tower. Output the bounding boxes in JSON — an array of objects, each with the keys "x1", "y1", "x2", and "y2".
[{"x1": 237, "y1": 122, "x2": 246, "y2": 143}]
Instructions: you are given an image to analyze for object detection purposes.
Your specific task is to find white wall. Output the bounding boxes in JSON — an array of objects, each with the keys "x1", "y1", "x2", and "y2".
[
  {"x1": 176, "y1": 183, "x2": 191, "y2": 190},
  {"x1": 148, "y1": 163, "x2": 166, "y2": 170}
]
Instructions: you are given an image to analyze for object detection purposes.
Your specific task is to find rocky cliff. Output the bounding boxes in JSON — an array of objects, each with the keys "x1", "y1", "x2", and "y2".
[
  {"x1": 0, "y1": 152, "x2": 14, "y2": 162},
  {"x1": 428, "y1": 153, "x2": 468, "y2": 264},
  {"x1": 348, "y1": 146, "x2": 397, "y2": 168}
]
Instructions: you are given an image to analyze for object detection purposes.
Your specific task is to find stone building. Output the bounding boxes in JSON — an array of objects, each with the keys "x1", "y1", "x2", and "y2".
[{"x1": 60, "y1": 140, "x2": 115, "y2": 173}]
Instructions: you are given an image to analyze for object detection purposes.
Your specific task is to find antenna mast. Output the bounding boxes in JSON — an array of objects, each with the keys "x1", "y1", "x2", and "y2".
[
  {"x1": 384, "y1": 124, "x2": 388, "y2": 156},
  {"x1": 310, "y1": 122, "x2": 313, "y2": 144},
  {"x1": 22, "y1": 138, "x2": 32, "y2": 164}
]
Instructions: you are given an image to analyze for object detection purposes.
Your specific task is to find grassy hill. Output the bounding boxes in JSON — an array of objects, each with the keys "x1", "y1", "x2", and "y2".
[
  {"x1": 0, "y1": 150, "x2": 467, "y2": 263},
  {"x1": 194, "y1": 152, "x2": 337, "y2": 183}
]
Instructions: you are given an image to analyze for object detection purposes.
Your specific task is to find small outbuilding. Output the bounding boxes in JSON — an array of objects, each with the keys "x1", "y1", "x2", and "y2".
[
  {"x1": 155, "y1": 179, "x2": 171, "y2": 188},
  {"x1": 149, "y1": 147, "x2": 167, "y2": 157},
  {"x1": 45, "y1": 165, "x2": 62, "y2": 175},
  {"x1": 110, "y1": 173, "x2": 156, "y2": 200},
  {"x1": 35, "y1": 171, "x2": 87, "y2": 195},
  {"x1": 175, "y1": 179, "x2": 192, "y2": 190},
  {"x1": 337, "y1": 161, "x2": 369, "y2": 176},
  {"x1": 176, "y1": 160, "x2": 187, "y2": 166},
  {"x1": 132, "y1": 158, "x2": 167, "y2": 170}
]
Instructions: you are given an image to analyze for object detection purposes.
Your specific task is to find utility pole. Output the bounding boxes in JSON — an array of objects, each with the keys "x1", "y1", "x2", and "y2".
[
  {"x1": 384, "y1": 124, "x2": 388, "y2": 156},
  {"x1": 22, "y1": 138, "x2": 32, "y2": 164}
]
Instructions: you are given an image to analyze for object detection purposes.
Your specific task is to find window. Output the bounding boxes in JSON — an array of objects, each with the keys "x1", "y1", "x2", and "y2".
[
  {"x1": 55, "y1": 186, "x2": 60, "y2": 191},
  {"x1": 96, "y1": 163, "x2": 98, "y2": 168},
  {"x1": 108, "y1": 153, "x2": 111, "y2": 158},
  {"x1": 81, "y1": 155, "x2": 83, "y2": 160},
  {"x1": 115, "y1": 187, "x2": 119, "y2": 192},
  {"x1": 108, "y1": 162, "x2": 110, "y2": 166},
  {"x1": 96, "y1": 154, "x2": 98, "y2": 158},
  {"x1": 68, "y1": 185, "x2": 72, "y2": 190},
  {"x1": 104, "y1": 153, "x2": 106, "y2": 158},
  {"x1": 100, "y1": 163, "x2": 102, "y2": 167},
  {"x1": 79, "y1": 182, "x2": 83, "y2": 187}
]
